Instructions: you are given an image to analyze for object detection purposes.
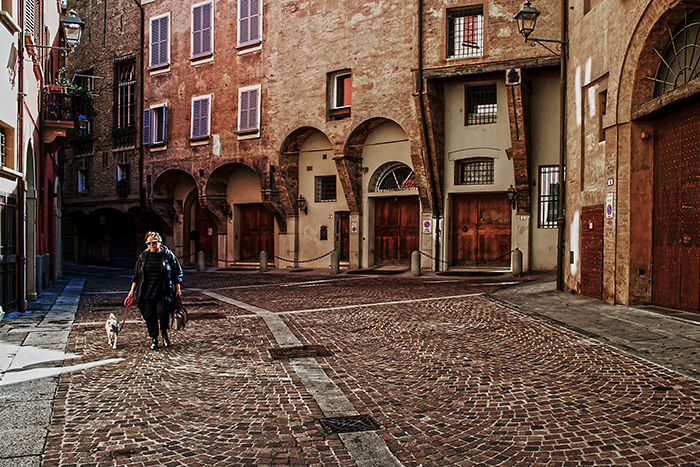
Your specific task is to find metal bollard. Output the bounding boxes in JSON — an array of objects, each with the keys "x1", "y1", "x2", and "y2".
[
  {"x1": 411, "y1": 250, "x2": 421, "y2": 276},
  {"x1": 197, "y1": 251, "x2": 206, "y2": 271},
  {"x1": 259, "y1": 250, "x2": 268, "y2": 272},
  {"x1": 512, "y1": 248, "x2": 523, "y2": 276},
  {"x1": 330, "y1": 250, "x2": 340, "y2": 274}
]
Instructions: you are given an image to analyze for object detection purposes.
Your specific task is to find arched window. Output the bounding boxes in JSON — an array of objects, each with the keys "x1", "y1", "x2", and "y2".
[
  {"x1": 653, "y1": 10, "x2": 700, "y2": 97},
  {"x1": 372, "y1": 163, "x2": 417, "y2": 192}
]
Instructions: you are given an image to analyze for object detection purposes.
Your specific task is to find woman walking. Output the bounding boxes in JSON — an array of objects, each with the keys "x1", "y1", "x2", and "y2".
[{"x1": 126, "y1": 231, "x2": 183, "y2": 350}]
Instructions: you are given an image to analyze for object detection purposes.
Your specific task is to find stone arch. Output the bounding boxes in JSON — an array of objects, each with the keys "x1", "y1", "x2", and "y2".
[
  {"x1": 619, "y1": 1, "x2": 700, "y2": 120},
  {"x1": 343, "y1": 118, "x2": 431, "y2": 215},
  {"x1": 278, "y1": 127, "x2": 332, "y2": 219},
  {"x1": 150, "y1": 169, "x2": 197, "y2": 236}
]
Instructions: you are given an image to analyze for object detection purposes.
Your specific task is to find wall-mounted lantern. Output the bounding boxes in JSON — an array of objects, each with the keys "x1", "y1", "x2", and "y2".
[
  {"x1": 297, "y1": 194, "x2": 307, "y2": 215},
  {"x1": 506, "y1": 185, "x2": 518, "y2": 210}
]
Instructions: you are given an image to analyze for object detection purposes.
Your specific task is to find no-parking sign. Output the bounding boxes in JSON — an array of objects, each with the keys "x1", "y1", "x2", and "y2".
[
  {"x1": 605, "y1": 193, "x2": 614, "y2": 219},
  {"x1": 423, "y1": 220, "x2": 432, "y2": 233}
]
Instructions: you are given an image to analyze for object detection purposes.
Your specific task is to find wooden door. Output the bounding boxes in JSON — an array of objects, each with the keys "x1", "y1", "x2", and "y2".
[
  {"x1": 195, "y1": 203, "x2": 214, "y2": 263},
  {"x1": 335, "y1": 211, "x2": 350, "y2": 261},
  {"x1": 240, "y1": 203, "x2": 274, "y2": 261},
  {"x1": 374, "y1": 196, "x2": 419, "y2": 264},
  {"x1": 653, "y1": 102, "x2": 700, "y2": 312},
  {"x1": 452, "y1": 194, "x2": 511, "y2": 266},
  {"x1": 580, "y1": 205, "x2": 604, "y2": 299}
]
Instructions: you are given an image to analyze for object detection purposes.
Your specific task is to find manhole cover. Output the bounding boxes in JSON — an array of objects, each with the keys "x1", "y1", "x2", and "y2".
[
  {"x1": 319, "y1": 415, "x2": 379, "y2": 434},
  {"x1": 189, "y1": 312, "x2": 226, "y2": 320},
  {"x1": 269, "y1": 345, "x2": 332, "y2": 360}
]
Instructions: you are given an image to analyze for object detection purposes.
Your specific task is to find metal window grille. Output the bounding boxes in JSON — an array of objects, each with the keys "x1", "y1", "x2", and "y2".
[
  {"x1": 466, "y1": 84, "x2": 497, "y2": 125},
  {"x1": 459, "y1": 158, "x2": 494, "y2": 185},
  {"x1": 0, "y1": 195, "x2": 17, "y2": 311},
  {"x1": 376, "y1": 164, "x2": 415, "y2": 192},
  {"x1": 78, "y1": 170, "x2": 88, "y2": 193},
  {"x1": 117, "y1": 62, "x2": 135, "y2": 128},
  {"x1": 315, "y1": 175, "x2": 336, "y2": 202},
  {"x1": 447, "y1": 6, "x2": 484, "y2": 59},
  {"x1": 1, "y1": 130, "x2": 5, "y2": 166},
  {"x1": 538, "y1": 165, "x2": 560, "y2": 228}
]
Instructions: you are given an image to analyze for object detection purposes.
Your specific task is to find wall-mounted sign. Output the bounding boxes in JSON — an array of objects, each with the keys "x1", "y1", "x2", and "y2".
[
  {"x1": 605, "y1": 193, "x2": 614, "y2": 219},
  {"x1": 351, "y1": 221, "x2": 357, "y2": 234},
  {"x1": 423, "y1": 220, "x2": 432, "y2": 234}
]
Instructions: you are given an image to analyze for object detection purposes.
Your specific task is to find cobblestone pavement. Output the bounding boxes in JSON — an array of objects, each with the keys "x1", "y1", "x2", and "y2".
[{"x1": 38, "y1": 269, "x2": 700, "y2": 466}]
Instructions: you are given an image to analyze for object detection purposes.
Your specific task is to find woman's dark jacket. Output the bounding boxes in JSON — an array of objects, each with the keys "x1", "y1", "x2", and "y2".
[{"x1": 131, "y1": 245, "x2": 183, "y2": 312}]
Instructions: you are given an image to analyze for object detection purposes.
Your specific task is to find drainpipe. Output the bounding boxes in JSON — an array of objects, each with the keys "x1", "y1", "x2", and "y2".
[
  {"x1": 556, "y1": 0, "x2": 568, "y2": 291},
  {"x1": 416, "y1": 0, "x2": 440, "y2": 271},
  {"x1": 16, "y1": 0, "x2": 26, "y2": 313},
  {"x1": 131, "y1": 0, "x2": 145, "y2": 210}
]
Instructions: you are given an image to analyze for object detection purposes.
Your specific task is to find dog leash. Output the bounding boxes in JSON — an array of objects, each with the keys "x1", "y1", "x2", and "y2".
[{"x1": 122, "y1": 296, "x2": 133, "y2": 329}]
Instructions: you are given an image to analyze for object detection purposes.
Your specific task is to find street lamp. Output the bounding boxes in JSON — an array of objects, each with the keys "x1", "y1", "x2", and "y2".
[
  {"x1": 61, "y1": 10, "x2": 85, "y2": 49},
  {"x1": 26, "y1": 10, "x2": 85, "y2": 54},
  {"x1": 514, "y1": 1, "x2": 540, "y2": 39},
  {"x1": 514, "y1": 0, "x2": 568, "y2": 291},
  {"x1": 514, "y1": 1, "x2": 566, "y2": 56}
]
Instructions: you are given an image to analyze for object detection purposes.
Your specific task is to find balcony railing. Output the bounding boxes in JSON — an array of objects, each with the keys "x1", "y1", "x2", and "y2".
[{"x1": 43, "y1": 85, "x2": 74, "y2": 125}]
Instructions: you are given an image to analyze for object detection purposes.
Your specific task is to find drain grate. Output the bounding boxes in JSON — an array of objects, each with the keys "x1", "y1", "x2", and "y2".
[
  {"x1": 318, "y1": 415, "x2": 379, "y2": 434},
  {"x1": 269, "y1": 345, "x2": 332, "y2": 360}
]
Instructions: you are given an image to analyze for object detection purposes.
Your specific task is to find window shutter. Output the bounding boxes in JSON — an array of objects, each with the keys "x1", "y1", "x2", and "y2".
[
  {"x1": 249, "y1": 0, "x2": 260, "y2": 42},
  {"x1": 159, "y1": 17, "x2": 169, "y2": 65},
  {"x1": 200, "y1": 98, "x2": 209, "y2": 136},
  {"x1": 162, "y1": 105, "x2": 168, "y2": 143},
  {"x1": 343, "y1": 76, "x2": 352, "y2": 107},
  {"x1": 202, "y1": 3, "x2": 212, "y2": 54},
  {"x1": 193, "y1": 6, "x2": 202, "y2": 56},
  {"x1": 192, "y1": 98, "x2": 210, "y2": 138},
  {"x1": 248, "y1": 89, "x2": 258, "y2": 130},
  {"x1": 239, "y1": 0, "x2": 250, "y2": 44},
  {"x1": 151, "y1": 17, "x2": 169, "y2": 66},
  {"x1": 240, "y1": 89, "x2": 258, "y2": 131},
  {"x1": 142, "y1": 108, "x2": 151, "y2": 146},
  {"x1": 239, "y1": 91, "x2": 249, "y2": 131},
  {"x1": 150, "y1": 19, "x2": 159, "y2": 66}
]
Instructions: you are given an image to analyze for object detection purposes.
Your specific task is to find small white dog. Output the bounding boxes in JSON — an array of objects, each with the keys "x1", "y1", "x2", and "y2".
[{"x1": 105, "y1": 313, "x2": 121, "y2": 349}]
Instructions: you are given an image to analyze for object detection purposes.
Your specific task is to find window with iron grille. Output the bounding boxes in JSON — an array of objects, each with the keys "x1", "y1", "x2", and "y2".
[
  {"x1": 447, "y1": 6, "x2": 484, "y2": 59},
  {"x1": 538, "y1": 165, "x2": 560, "y2": 228},
  {"x1": 466, "y1": 84, "x2": 497, "y2": 125},
  {"x1": 458, "y1": 158, "x2": 494, "y2": 185},
  {"x1": 78, "y1": 169, "x2": 88, "y2": 193},
  {"x1": 0, "y1": 129, "x2": 5, "y2": 166},
  {"x1": 0, "y1": 194, "x2": 17, "y2": 311},
  {"x1": 315, "y1": 175, "x2": 336, "y2": 202},
  {"x1": 116, "y1": 61, "x2": 135, "y2": 129}
]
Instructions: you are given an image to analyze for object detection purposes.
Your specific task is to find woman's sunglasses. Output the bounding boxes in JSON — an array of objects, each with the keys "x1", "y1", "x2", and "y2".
[{"x1": 146, "y1": 240, "x2": 160, "y2": 245}]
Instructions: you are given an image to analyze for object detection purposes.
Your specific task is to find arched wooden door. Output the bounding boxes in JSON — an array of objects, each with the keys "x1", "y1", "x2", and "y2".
[{"x1": 239, "y1": 203, "x2": 274, "y2": 260}]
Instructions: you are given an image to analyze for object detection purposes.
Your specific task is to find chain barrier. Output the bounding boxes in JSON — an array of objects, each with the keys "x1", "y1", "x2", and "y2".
[
  {"x1": 181, "y1": 250, "x2": 334, "y2": 266},
  {"x1": 418, "y1": 248, "x2": 517, "y2": 267},
  {"x1": 273, "y1": 250, "x2": 334, "y2": 264}
]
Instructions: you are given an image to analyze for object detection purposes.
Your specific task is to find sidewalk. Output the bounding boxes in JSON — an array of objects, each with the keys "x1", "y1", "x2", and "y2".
[
  {"x1": 488, "y1": 273, "x2": 700, "y2": 381},
  {"x1": 0, "y1": 276, "x2": 84, "y2": 467}
]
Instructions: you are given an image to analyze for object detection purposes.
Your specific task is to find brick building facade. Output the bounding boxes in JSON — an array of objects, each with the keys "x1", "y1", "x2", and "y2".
[
  {"x1": 62, "y1": 0, "x2": 562, "y2": 274},
  {"x1": 63, "y1": 0, "x2": 146, "y2": 267},
  {"x1": 565, "y1": 0, "x2": 700, "y2": 313}
]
